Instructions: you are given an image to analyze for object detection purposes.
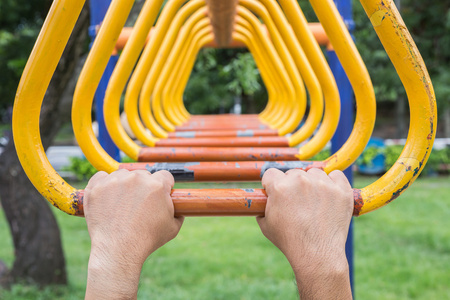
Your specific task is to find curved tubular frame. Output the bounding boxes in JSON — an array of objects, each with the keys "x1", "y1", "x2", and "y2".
[
  {"x1": 151, "y1": 3, "x2": 302, "y2": 137},
  {"x1": 13, "y1": 0, "x2": 436, "y2": 217},
  {"x1": 275, "y1": 0, "x2": 340, "y2": 159},
  {"x1": 103, "y1": 0, "x2": 164, "y2": 160},
  {"x1": 103, "y1": 5, "x2": 292, "y2": 159},
  {"x1": 139, "y1": 1, "x2": 207, "y2": 134},
  {"x1": 153, "y1": 3, "x2": 298, "y2": 138},
  {"x1": 161, "y1": 14, "x2": 288, "y2": 134},
  {"x1": 239, "y1": 0, "x2": 324, "y2": 140},
  {"x1": 124, "y1": 0, "x2": 201, "y2": 144}
]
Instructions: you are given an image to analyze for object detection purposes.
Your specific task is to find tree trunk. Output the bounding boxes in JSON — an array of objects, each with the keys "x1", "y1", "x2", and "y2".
[{"x1": 0, "y1": 4, "x2": 89, "y2": 286}]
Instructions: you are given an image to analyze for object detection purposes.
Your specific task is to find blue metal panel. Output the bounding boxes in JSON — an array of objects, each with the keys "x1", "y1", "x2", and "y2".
[
  {"x1": 89, "y1": 0, "x2": 121, "y2": 161},
  {"x1": 329, "y1": 0, "x2": 355, "y2": 293}
]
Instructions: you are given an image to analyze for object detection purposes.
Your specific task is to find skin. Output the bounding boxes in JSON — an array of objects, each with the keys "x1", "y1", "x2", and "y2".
[
  {"x1": 259, "y1": 168, "x2": 353, "y2": 299},
  {"x1": 84, "y1": 168, "x2": 353, "y2": 299}
]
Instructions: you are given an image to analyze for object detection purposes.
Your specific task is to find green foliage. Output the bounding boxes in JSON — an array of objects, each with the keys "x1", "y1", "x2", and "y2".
[
  {"x1": 356, "y1": 146, "x2": 381, "y2": 167},
  {"x1": 184, "y1": 48, "x2": 266, "y2": 115},
  {"x1": 63, "y1": 156, "x2": 136, "y2": 181},
  {"x1": 0, "y1": 0, "x2": 51, "y2": 112},
  {"x1": 352, "y1": 0, "x2": 450, "y2": 113},
  {"x1": 357, "y1": 145, "x2": 450, "y2": 175},
  {"x1": 310, "y1": 148, "x2": 331, "y2": 161},
  {"x1": 220, "y1": 52, "x2": 261, "y2": 96},
  {"x1": 63, "y1": 157, "x2": 97, "y2": 181}
]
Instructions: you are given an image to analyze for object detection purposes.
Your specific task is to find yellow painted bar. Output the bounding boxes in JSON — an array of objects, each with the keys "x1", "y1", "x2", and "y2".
[
  {"x1": 125, "y1": 0, "x2": 196, "y2": 141},
  {"x1": 306, "y1": 0, "x2": 376, "y2": 172},
  {"x1": 141, "y1": 1, "x2": 206, "y2": 134},
  {"x1": 72, "y1": 0, "x2": 135, "y2": 173},
  {"x1": 277, "y1": 0, "x2": 340, "y2": 159},
  {"x1": 241, "y1": 0, "x2": 325, "y2": 145},
  {"x1": 103, "y1": 0, "x2": 163, "y2": 160},
  {"x1": 356, "y1": 0, "x2": 436, "y2": 215},
  {"x1": 162, "y1": 20, "x2": 212, "y2": 126},
  {"x1": 236, "y1": 6, "x2": 299, "y2": 130},
  {"x1": 237, "y1": 5, "x2": 302, "y2": 134},
  {"x1": 161, "y1": 11, "x2": 290, "y2": 132},
  {"x1": 12, "y1": 0, "x2": 84, "y2": 215}
]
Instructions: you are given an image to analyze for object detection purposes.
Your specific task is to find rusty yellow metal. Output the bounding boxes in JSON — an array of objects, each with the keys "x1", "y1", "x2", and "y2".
[
  {"x1": 103, "y1": 0, "x2": 163, "y2": 160},
  {"x1": 356, "y1": 0, "x2": 436, "y2": 215},
  {"x1": 12, "y1": 0, "x2": 84, "y2": 215}
]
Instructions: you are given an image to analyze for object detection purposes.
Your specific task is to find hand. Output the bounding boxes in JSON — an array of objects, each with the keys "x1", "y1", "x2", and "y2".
[
  {"x1": 84, "y1": 170, "x2": 183, "y2": 300},
  {"x1": 258, "y1": 168, "x2": 353, "y2": 299}
]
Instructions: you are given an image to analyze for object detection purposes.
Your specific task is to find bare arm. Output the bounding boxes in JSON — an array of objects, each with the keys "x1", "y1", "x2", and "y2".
[
  {"x1": 83, "y1": 170, "x2": 183, "y2": 300},
  {"x1": 258, "y1": 168, "x2": 353, "y2": 299}
]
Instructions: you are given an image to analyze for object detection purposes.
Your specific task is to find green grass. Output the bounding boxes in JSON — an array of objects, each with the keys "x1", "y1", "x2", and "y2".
[{"x1": 0, "y1": 176, "x2": 449, "y2": 299}]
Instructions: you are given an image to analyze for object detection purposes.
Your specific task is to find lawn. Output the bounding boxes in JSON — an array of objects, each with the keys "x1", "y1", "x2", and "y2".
[{"x1": 0, "y1": 176, "x2": 449, "y2": 299}]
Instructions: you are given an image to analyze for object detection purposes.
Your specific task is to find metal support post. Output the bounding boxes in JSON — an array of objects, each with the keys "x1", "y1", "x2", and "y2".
[
  {"x1": 89, "y1": 0, "x2": 121, "y2": 161},
  {"x1": 329, "y1": 0, "x2": 355, "y2": 293}
]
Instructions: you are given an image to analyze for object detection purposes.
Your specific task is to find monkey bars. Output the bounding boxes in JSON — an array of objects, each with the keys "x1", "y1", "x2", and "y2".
[{"x1": 13, "y1": 0, "x2": 436, "y2": 217}]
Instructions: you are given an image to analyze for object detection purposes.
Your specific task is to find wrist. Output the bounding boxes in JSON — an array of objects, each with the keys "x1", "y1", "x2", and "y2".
[
  {"x1": 85, "y1": 248, "x2": 144, "y2": 300},
  {"x1": 289, "y1": 253, "x2": 352, "y2": 299}
]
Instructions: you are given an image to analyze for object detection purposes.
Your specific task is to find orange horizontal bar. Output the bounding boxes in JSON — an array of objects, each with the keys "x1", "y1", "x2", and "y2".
[
  {"x1": 114, "y1": 23, "x2": 330, "y2": 50},
  {"x1": 167, "y1": 129, "x2": 279, "y2": 138},
  {"x1": 154, "y1": 136, "x2": 290, "y2": 147},
  {"x1": 74, "y1": 187, "x2": 362, "y2": 217},
  {"x1": 138, "y1": 146, "x2": 299, "y2": 162}
]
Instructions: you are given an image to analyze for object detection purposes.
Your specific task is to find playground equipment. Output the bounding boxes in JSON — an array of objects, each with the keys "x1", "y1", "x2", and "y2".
[
  {"x1": 13, "y1": 0, "x2": 436, "y2": 221},
  {"x1": 75, "y1": 0, "x2": 375, "y2": 166}
]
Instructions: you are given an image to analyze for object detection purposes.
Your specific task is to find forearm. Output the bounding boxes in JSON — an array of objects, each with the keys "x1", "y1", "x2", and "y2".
[
  {"x1": 85, "y1": 250, "x2": 143, "y2": 300},
  {"x1": 290, "y1": 255, "x2": 352, "y2": 300}
]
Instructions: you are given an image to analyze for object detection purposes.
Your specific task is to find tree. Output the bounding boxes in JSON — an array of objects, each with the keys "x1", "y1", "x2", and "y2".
[
  {"x1": 184, "y1": 48, "x2": 266, "y2": 115},
  {"x1": 0, "y1": 4, "x2": 90, "y2": 286}
]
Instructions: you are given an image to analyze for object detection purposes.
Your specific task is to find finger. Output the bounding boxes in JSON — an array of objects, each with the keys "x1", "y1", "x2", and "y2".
[
  {"x1": 285, "y1": 168, "x2": 307, "y2": 177},
  {"x1": 306, "y1": 168, "x2": 333, "y2": 183},
  {"x1": 108, "y1": 168, "x2": 130, "y2": 178},
  {"x1": 328, "y1": 170, "x2": 352, "y2": 191},
  {"x1": 151, "y1": 170, "x2": 175, "y2": 190},
  {"x1": 86, "y1": 171, "x2": 108, "y2": 189},
  {"x1": 130, "y1": 169, "x2": 153, "y2": 177},
  {"x1": 261, "y1": 168, "x2": 284, "y2": 191}
]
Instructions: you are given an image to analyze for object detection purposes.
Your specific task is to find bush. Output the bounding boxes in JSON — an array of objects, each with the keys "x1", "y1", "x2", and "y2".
[
  {"x1": 63, "y1": 157, "x2": 97, "y2": 181},
  {"x1": 357, "y1": 145, "x2": 450, "y2": 176},
  {"x1": 64, "y1": 156, "x2": 136, "y2": 180}
]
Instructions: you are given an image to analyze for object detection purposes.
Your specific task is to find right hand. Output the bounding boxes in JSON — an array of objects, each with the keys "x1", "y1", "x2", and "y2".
[{"x1": 257, "y1": 168, "x2": 353, "y2": 268}]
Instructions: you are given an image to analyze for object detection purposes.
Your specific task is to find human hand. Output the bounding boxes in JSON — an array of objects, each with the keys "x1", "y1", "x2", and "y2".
[
  {"x1": 258, "y1": 168, "x2": 353, "y2": 299},
  {"x1": 84, "y1": 169, "x2": 183, "y2": 300}
]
